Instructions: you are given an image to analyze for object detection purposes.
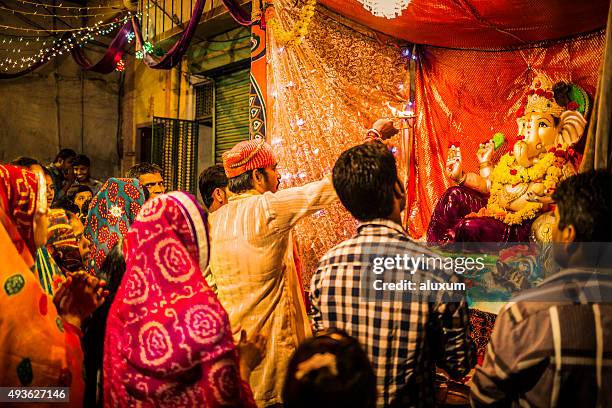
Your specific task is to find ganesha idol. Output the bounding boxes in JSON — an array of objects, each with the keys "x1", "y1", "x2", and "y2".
[{"x1": 427, "y1": 74, "x2": 589, "y2": 243}]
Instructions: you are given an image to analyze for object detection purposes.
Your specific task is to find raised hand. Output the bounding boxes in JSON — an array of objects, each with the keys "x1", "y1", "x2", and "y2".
[
  {"x1": 53, "y1": 271, "x2": 109, "y2": 328},
  {"x1": 477, "y1": 140, "x2": 495, "y2": 163},
  {"x1": 446, "y1": 145, "x2": 463, "y2": 181},
  {"x1": 371, "y1": 118, "x2": 400, "y2": 140}
]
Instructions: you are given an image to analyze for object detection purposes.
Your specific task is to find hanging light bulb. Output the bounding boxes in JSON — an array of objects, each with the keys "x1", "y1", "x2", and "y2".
[{"x1": 115, "y1": 58, "x2": 126, "y2": 72}]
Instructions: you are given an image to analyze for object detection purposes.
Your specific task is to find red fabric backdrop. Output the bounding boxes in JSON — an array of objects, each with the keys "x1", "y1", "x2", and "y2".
[
  {"x1": 405, "y1": 33, "x2": 605, "y2": 238},
  {"x1": 320, "y1": 0, "x2": 609, "y2": 49}
]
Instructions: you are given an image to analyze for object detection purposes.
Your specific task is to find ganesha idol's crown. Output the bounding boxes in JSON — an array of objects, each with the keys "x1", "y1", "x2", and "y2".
[{"x1": 522, "y1": 74, "x2": 565, "y2": 118}]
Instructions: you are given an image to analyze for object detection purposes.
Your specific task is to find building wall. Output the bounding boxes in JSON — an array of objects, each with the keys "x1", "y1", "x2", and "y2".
[
  {"x1": 119, "y1": 0, "x2": 235, "y2": 171},
  {"x1": 120, "y1": 20, "x2": 250, "y2": 175},
  {"x1": 120, "y1": 55, "x2": 194, "y2": 174},
  {"x1": 0, "y1": 52, "x2": 121, "y2": 180}
]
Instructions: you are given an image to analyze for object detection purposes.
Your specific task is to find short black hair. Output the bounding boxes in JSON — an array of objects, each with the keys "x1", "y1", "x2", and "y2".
[
  {"x1": 72, "y1": 154, "x2": 91, "y2": 168},
  {"x1": 199, "y1": 165, "x2": 228, "y2": 208},
  {"x1": 11, "y1": 156, "x2": 40, "y2": 167},
  {"x1": 99, "y1": 243, "x2": 126, "y2": 295},
  {"x1": 54, "y1": 148, "x2": 77, "y2": 162},
  {"x1": 228, "y1": 169, "x2": 267, "y2": 194},
  {"x1": 52, "y1": 196, "x2": 81, "y2": 214},
  {"x1": 552, "y1": 170, "x2": 612, "y2": 242},
  {"x1": 11, "y1": 157, "x2": 51, "y2": 177},
  {"x1": 126, "y1": 162, "x2": 163, "y2": 178},
  {"x1": 332, "y1": 143, "x2": 398, "y2": 221},
  {"x1": 283, "y1": 329, "x2": 377, "y2": 408},
  {"x1": 80, "y1": 198, "x2": 92, "y2": 223}
]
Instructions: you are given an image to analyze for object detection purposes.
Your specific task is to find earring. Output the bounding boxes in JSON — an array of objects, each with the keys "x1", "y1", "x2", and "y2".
[{"x1": 536, "y1": 142, "x2": 543, "y2": 150}]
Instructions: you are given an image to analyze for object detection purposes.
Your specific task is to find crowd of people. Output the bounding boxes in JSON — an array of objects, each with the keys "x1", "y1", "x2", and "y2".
[{"x1": 1, "y1": 119, "x2": 611, "y2": 407}]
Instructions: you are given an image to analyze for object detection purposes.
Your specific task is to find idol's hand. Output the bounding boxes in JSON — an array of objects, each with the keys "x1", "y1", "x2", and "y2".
[
  {"x1": 526, "y1": 191, "x2": 553, "y2": 205},
  {"x1": 477, "y1": 139, "x2": 495, "y2": 163},
  {"x1": 446, "y1": 145, "x2": 463, "y2": 181},
  {"x1": 372, "y1": 118, "x2": 399, "y2": 140}
]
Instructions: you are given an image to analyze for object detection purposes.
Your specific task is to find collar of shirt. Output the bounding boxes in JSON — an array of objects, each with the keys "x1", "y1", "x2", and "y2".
[
  {"x1": 228, "y1": 189, "x2": 261, "y2": 202},
  {"x1": 356, "y1": 218, "x2": 406, "y2": 237},
  {"x1": 539, "y1": 266, "x2": 612, "y2": 286}
]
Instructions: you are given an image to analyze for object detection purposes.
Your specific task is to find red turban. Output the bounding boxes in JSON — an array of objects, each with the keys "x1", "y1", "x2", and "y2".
[{"x1": 222, "y1": 140, "x2": 277, "y2": 178}]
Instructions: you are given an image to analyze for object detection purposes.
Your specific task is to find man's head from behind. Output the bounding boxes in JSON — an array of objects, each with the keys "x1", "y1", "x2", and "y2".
[
  {"x1": 333, "y1": 143, "x2": 405, "y2": 224},
  {"x1": 126, "y1": 162, "x2": 166, "y2": 200},
  {"x1": 223, "y1": 140, "x2": 280, "y2": 195},
  {"x1": 72, "y1": 154, "x2": 92, "y2": 182},
  {"x1": 552, "y1": 170, "x2": 612, "y2": 267},
  {"x1": 199, "y1": 164, "x2": 229, "y2": 213},
  {"x1": 282, "y1": 328, "x2": 377, "y2": 408}
]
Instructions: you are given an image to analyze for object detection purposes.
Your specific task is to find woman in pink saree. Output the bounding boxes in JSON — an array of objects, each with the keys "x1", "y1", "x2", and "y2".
[{"x1": 103, "y1": 192, "x2": 258, "y2": 407}]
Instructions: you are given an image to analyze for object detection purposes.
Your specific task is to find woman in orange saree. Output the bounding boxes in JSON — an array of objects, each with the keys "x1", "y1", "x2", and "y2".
[{"x1": 0, "y1": 165, "x2": 103, "y2": 407}]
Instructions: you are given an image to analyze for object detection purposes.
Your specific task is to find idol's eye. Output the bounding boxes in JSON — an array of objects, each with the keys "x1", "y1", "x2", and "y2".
[{"x1": 538, "y1": 122, "x2": 549, "y2": 128}]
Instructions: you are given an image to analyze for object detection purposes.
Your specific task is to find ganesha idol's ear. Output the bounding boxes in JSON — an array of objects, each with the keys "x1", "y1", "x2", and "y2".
[{"x1": 557, "y1": 110, "x2": 587, "y2": 146}]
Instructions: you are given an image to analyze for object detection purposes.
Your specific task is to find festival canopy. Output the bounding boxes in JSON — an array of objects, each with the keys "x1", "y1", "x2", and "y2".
[{"x1": 320, "y1": 0, "x2": 610, "y2": 49}]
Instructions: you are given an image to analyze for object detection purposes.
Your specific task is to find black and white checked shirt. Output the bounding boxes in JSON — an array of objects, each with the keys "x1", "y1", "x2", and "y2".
[{"x1": 310, "y1": 219, "x2": 475, "y2": 407}]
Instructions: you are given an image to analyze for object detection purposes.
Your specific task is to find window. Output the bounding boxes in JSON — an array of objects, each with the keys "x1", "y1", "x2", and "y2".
[{"x1": 151, "y1": 117, "x2": 199, "y2": 193}]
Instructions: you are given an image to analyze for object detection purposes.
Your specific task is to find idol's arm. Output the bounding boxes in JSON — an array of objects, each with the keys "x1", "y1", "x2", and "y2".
[{"x1": 461, "y1": 172, "x2": 491, "y2": 195}]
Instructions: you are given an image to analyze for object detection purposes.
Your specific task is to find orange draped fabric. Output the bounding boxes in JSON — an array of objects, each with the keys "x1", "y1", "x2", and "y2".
[
  {"x1": 319, "y1": 0, "x2": 609, "y2": 49},
  {"x1": 406, "y1": 33, "x2": 605, "y2": 238}
]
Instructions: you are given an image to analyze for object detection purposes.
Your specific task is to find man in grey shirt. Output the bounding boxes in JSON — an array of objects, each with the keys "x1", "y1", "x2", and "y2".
[{"x1": 471, "y1": 170, "x2": 612, "y2": 407}]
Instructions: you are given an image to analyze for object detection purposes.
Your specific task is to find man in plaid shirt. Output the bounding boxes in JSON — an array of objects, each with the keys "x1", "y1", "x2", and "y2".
[{"x1": 310, "y1": 142, "x2": 475, "y2": 407}]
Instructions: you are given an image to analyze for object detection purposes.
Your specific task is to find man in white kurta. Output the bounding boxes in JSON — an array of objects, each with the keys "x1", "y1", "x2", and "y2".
[{"x1": 209, "y1": 139, "x2": 337, "y2": 406}]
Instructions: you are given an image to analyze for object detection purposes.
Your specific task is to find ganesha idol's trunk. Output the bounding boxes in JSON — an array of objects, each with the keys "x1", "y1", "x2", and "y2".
[{"x1": 514, "y1": 140, "x2": 536, "y2": 167}]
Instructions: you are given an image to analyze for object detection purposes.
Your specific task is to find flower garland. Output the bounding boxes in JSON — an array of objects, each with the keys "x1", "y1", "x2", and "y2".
[
  {"x1": 473, "y1": 146, "x2": 568, "y2": 225},
  {"x1": 268, "y1": 0, "x2": 317, "y2": 46}
]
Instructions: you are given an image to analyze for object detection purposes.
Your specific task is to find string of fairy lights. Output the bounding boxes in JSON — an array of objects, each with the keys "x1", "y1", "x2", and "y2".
[
  {"x1": 0, "y1": 0, "x2": 160, "y2": 73},
  {"x1": 1, "y1": 0, "x2": 237, "y2": 74},
  {"x1": 0, "y1": 14, "x2": 135, "y2": 71},
  {"x1": 15, "y1": 0, "x2": 126, "y2": 10},
  {"x1": 0, "y1": 4, "x2": 123, "y2": 19}
]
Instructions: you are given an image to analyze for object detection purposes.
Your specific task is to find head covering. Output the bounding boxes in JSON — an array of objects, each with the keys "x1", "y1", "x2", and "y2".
[
  {"x1": 104, "y1": 192, "x2": 255, "y2": 406},
  {"x1": 84, "y1": 178, "x2": 145, "y2": 276},
  {"x1": 0, "y1": 220, "x2": 84, "y2": 404},
  {"x1": 35, "y1": 246, "x2": 63, "y2": 296},
  {"x1": 0, "y1": 165, "x2": 43, "y2": 263},
  {"x1": 222, "y1": 139, "x2": 277, "y2": 178},
  {"x1": 518, "y1": 74, "x2": 591, "y2": 118},
  {"x1": 47, "y1": 208, "x2": 84, "y2": 273}
]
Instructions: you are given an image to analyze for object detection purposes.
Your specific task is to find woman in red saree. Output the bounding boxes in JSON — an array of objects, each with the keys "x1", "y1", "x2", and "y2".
[
  {"x1": 103, "y1": 192, "x2": 259, "y2": 407},
  {"x1": 0, "y1": 165, "x2": 104, "y2": 407}
]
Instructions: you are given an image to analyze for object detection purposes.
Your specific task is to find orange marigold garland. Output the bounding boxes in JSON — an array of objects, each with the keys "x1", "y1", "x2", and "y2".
[{"x1": 469, "y1": 145, "x2": 570, "y2": 225}]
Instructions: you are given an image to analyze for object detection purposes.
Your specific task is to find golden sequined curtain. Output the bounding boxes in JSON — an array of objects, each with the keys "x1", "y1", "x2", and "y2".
[{"x1": 267, "y1": 0, "x2": 410, "y2": 282}]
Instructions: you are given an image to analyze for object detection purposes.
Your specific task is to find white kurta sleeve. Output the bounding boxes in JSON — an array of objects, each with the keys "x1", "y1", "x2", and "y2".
[{"x1": 261, "y1": 175, "x2": 337, "y2": 234}]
